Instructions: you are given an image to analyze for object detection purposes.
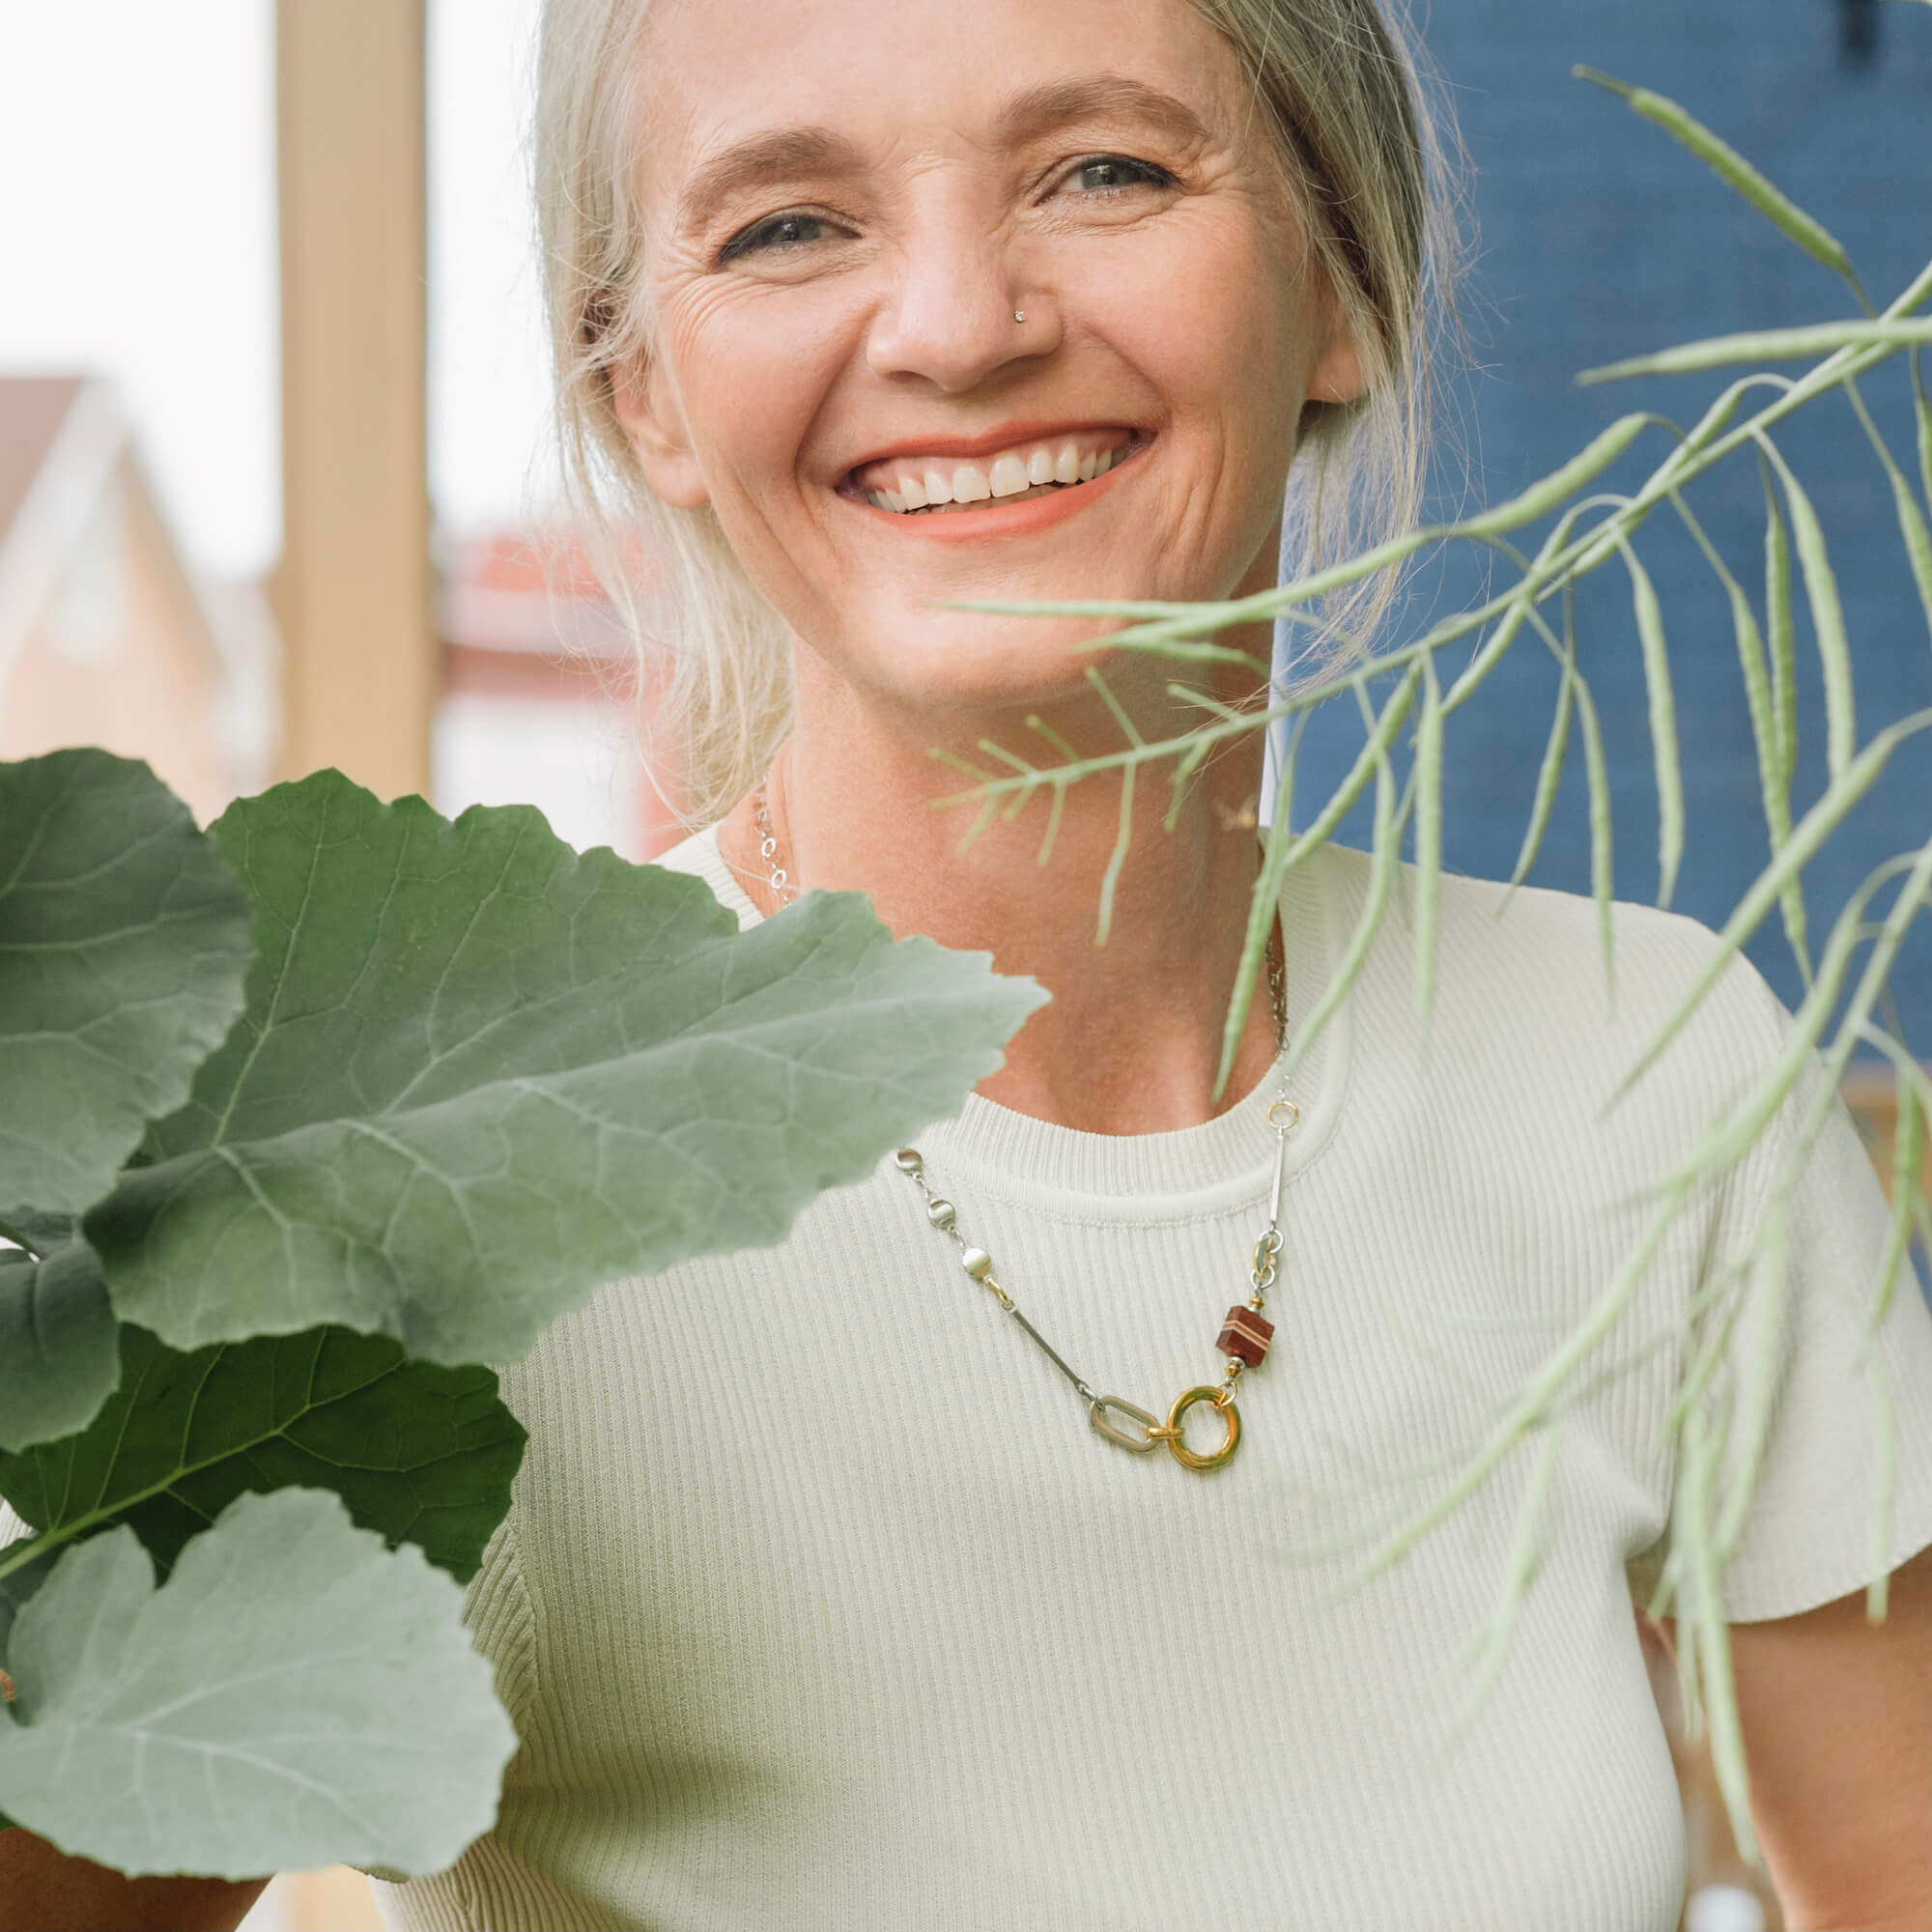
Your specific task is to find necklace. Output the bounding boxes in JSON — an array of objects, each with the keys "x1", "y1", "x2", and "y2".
[{"x1": 750, "y1": 779, "x2": 1298, "y2": 1471}]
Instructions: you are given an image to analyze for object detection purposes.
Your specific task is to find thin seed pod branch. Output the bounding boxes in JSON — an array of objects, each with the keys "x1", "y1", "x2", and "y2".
[{"x1": 924, "y1": 76, "x2": 1932, "y2": 1864}]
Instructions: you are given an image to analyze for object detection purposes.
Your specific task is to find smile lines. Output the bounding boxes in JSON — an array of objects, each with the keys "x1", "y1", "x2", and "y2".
[{"x1": 854, "y1": 431, "x2": 1134, "y2": 514}]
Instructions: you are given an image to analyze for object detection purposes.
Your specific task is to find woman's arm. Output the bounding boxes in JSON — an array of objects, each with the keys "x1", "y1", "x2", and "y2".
[
  {"x1": 1662, "y1": 1544, "x2": 1931, "y2": 1931},
  {"x1": 0, "y1": 1829, "x2": 267, "y2": 1932}
]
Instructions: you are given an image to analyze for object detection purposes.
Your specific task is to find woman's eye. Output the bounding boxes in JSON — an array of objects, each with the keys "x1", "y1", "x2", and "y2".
[
  {"x1": 1069, "y1": 156, "x2": 1172, "y2": 195},
  {"x1": 719, "y1": 212, "x2": 835, "y2": 265}
]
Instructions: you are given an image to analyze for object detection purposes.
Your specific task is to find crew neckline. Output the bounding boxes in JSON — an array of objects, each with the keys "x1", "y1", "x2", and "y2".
[{"x1": 679, "y1": 820, "x2": 1352, "y2": 1223}]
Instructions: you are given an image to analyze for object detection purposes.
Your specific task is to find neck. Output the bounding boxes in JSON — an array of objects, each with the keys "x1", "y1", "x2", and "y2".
[{"x1": 717, "y1": 634, "x2": 1285, "y2": 1138}]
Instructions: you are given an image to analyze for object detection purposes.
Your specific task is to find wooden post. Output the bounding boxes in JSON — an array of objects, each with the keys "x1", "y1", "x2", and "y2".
[
  {"x1": 1843, "y1": 1065, "x2": 1931, "y2": 1206},
  {"x1": 272, "y1": 0, "x2": 433, "y2": 798}
]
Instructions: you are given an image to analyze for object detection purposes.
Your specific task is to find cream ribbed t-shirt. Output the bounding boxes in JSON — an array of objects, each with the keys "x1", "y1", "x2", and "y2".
[{"x1": 379, "y1": 830, "x2": 1932, "y2": 1932}]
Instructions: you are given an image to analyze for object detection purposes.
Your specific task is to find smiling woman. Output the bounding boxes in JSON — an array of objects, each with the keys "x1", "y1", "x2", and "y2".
[
  {"x1": 542, "y1": 0, "x2": 1443, "y2": 825},
  {"x1": 356, "y1": 2, "x2": 1932, "y2": 1928}
]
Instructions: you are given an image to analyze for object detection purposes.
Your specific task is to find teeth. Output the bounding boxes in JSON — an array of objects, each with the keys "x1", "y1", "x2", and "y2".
[
  {"x1": 989, "y1": 454, "x2": 1030, "y2": 498},
  {"x1": 862, "y1": 435, "x2": 1133, "y2": 511}
]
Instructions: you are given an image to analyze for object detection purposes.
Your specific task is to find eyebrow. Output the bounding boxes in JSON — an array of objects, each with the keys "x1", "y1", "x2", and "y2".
[
  {"x1": 675, "y1": 127, "x2": 863, "y2": 239},
  {"x1": 992, "y1": 73, "x2": 1215, "y2": 152},
  {"x1": 674, "y1": 73, "x2": 1214, "y2": 241}
]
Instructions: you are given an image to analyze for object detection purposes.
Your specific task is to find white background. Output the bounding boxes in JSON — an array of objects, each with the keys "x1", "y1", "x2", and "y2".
[{"x1": 0, "y1": 0, "x2": 553, "y2": 578}]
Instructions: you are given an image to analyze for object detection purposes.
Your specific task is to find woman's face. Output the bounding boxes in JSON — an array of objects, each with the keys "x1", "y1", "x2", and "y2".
[{"x1": 620, "y1": 0, "x2": 1363, "y2": 721}]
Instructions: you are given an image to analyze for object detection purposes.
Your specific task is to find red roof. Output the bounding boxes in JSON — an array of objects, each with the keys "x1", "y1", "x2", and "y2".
[
  {"x1": 440, "y1": 528, "x2": 664, "y2": 659},
  {"x1": 0, "y1": 376, "x2": 85, "y2": 551}
]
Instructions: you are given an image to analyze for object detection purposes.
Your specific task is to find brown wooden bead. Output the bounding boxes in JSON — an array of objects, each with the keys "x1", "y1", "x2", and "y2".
[{"x1": 1216, "y1": 1304, "x2": 1274, "y2": 1367}]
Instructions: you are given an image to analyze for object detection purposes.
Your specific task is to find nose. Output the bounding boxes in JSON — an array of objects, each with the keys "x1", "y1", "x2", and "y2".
[{"x1": 865, "y1": 215, "x2": 1058, "y2": 391}]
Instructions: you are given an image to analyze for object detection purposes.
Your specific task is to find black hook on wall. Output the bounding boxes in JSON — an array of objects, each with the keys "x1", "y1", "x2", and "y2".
[{"x1": 1838, "y1": 0, "x2": 1882, "y2": 66}]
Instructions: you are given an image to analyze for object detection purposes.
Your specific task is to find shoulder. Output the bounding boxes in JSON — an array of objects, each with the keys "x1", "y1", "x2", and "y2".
[
  {"x1": 647, "y1": 818, "x2": 763, "y2": 926},
  {"x1": 1314, "y1": 842, "x2": 1788, "y2": 1126}
]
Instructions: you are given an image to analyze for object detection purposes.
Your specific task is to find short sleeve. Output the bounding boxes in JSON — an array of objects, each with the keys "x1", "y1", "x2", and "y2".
[{"x1": 1693, "y1": 1034, "x2": 1932, "y2": 1623}]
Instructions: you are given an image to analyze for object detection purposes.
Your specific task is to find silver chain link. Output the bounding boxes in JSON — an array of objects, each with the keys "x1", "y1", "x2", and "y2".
[{"x1": 754, "y1": 782, "x2": 789, "y2": 902}]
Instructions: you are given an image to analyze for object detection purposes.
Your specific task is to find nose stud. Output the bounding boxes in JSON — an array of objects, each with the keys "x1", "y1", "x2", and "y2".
[{"x1": 1013, "y1": 309, "x2": 1026, "y2": 324}]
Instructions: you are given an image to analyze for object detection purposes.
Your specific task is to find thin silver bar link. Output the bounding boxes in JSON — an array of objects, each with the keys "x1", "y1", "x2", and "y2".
[
  {"x1": 1266, "y1": 1121, "x2": 1292, "y2": 1226},
  {"x1": 1006, "y1": 1306, "x2": 1098, "y2": 1403}
]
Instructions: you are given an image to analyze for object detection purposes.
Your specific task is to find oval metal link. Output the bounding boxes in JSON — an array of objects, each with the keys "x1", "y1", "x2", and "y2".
[{"x1": 1088, "y1": 1395, "x2": 1165, "y2": 1454}]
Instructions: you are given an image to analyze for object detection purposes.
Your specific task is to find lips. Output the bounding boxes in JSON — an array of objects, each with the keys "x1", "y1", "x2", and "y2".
[{"x1": 844, "y1": 428, "x2": 1141, "y2": 515}]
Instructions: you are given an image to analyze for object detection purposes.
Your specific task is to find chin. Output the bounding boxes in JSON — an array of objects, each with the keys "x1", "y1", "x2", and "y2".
[{"x1": 835, "y1": 606, "x2": 1136, "y2": 717}]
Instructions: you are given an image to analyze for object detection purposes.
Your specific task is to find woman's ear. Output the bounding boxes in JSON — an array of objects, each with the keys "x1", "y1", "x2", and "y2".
[
  {"x1": 1298, "y1": 268, "x2": 1369, "y2": 408},
  {"x1": 1305, "y1": 325, "x2": 1367, "y2": 409},
  {"x1": 611, "y1": 353, "x2": 711, "y2": 509}
]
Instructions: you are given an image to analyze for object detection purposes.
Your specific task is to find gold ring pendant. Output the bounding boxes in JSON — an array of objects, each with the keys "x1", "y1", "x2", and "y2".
[{"x1": 1153, "y1": 1384, "x2": 1241, "y2": 1470}]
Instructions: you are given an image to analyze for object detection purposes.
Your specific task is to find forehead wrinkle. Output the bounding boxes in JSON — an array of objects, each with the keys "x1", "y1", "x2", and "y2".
[{"x1": 674, "y1": 126, "x2": 863, "y2": 237}]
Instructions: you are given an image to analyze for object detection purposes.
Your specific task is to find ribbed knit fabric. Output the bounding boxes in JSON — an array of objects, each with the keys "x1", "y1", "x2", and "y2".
[{"x1": 376, "y1": 832, "x2": 1932, "y2": 1932}]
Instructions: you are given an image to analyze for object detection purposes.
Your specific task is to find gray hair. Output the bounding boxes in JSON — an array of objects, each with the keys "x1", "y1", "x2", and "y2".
[{"x1": 535, "y1": 0, "x2": 1458, "y2": 826}]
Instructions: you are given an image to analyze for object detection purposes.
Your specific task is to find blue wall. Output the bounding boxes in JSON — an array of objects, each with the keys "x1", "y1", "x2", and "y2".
[{"x1": 1290, "y1": 0, "x2": 1932, "y2": 1054}]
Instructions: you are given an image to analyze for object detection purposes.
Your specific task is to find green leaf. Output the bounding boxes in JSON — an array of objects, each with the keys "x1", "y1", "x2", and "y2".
[
  {"x1": 1459, "y1": 414, "x2": 1650, "y2": 540},
  {"x1": 0, "y1": 1488, "x2": 515, "y2": 1879},
  {"x1": 1574, "y1": 669, "x2": 1617, "y2": 1003},
  {"x1": 1916, "y1": 351, "x2": 1932, "y2": 547},
  {"x1": 1842, "y1": 379, "x2": 1932, "y2": 648},
  {"x1": 1758, "y1": 437, "x2": 1856, "y2": 778},
  {"x1": 0, "y1": 752, "x2": 252, "y2": 1215},
  {"x1": 1214, "y1": 722, "x2": 1299, "y2": 1103},
  {"x1": 1578, "y1": 319, "x2": 1932, "y2": 384},
  {"x1": 1506, "y1": 597, "x2": 1577, "y2": 894},
  {"x1": 1411, "y1": 655, "x2": 1444, "y2": 1029},
  {"x1": 1083, "y1": 665, "x2": 1144, "y2": 947},
  {"x1": 1882, "y1": 427, "x2": 1932, "y2": 645},
  {"x1": 1281, "y1": 682, "x2": 1404, "y2": 1083},
  {"x1": 0, "y1": 1541, "x2": 55, "y2": 1662},
  {"x1": 90, "y1": 773, "x2": 1045, "y2": 1363},
  {"x1": 1607, "y1": 707, "x2": 1932, "y2": 1102},
  {"x1": 1618, "y1": 538, "x2": 1685, "y2": 908},
  {"x1": 1280, "y1": 666, "x2": 1420, "y2": 871},
  {"x1": 0, "y1": 1323, "x2": 524, "y2": 1586},
  {"x1": 1575, "y1": 70, "x2": 1858, "y2": 284},
  {"x1": 1669, "y1": 492, "x2": 1811, "y2": 979},
  {"x1": 1762, "y1": 456, "x2": 1801, "y2": 812},
  {"x1": 0, "y1": 1208, "x2": 76, "y2": 1255},
  {"x1": 0, "y1": 1239, "x2": 121, "y2": 1453}
]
